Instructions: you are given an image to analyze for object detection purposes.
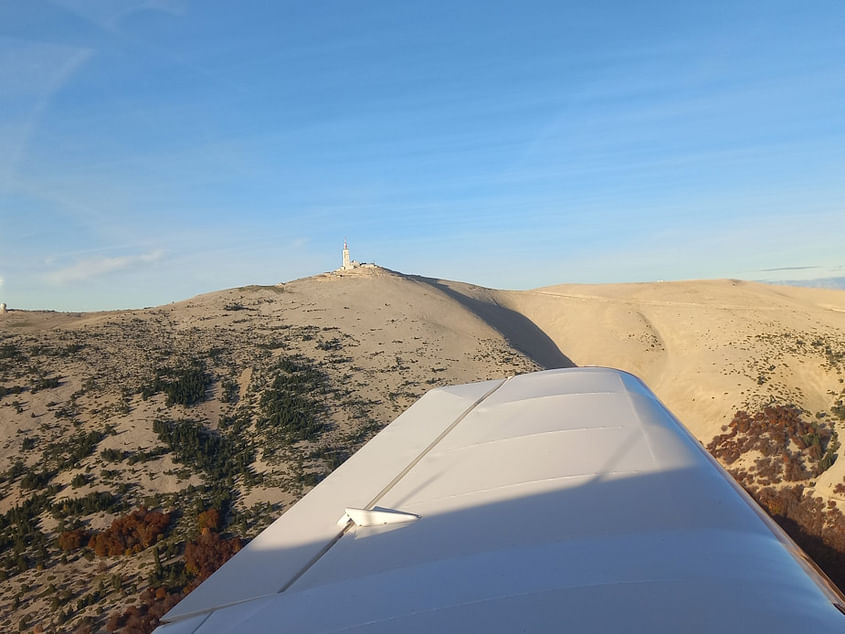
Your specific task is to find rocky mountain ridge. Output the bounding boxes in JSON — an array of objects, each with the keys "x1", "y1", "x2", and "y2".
[{"x1": 1, "y1": 266, "x2": 844, "y2": 632}]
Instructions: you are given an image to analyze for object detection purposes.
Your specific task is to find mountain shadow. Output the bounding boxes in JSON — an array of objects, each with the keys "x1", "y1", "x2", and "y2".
[{"x1": 411, "y1": 275, "x2": 574, "y2": 370}]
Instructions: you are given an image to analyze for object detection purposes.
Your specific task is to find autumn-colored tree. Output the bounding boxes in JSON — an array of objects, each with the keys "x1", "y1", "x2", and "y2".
[
  {"x1": 105, "y1": 509, "x2": 244, "y2": 633},
  {"x1": 707, "y1": 405, "x2": 836, "y2": 485},
  {"x1": 751, "y1": 484, "x2": 845, "y2": 590},
  {"x1": 184, "y1": 529, "x2": 242, "y2": 586},
  {"x1": 197, "y1": 508, "x2": 221, "y2": 532},
  {"x1": 58, "y1": 528, "x2": 89, "y2": 552},
  {"x1": 88, "y1": 507, "x2": 171, "y2": 557},
  {"x1": 708, "y1": 405, "x2": 845, "y2": 592}
]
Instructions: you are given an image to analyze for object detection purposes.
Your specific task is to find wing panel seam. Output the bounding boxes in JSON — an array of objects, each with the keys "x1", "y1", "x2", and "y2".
[
  {"x1": 278, "y1": 377, "x2": 509, "y2": 595},
  {"x1": 362, "y1": 377, "x2": 509, "y2": 510}
]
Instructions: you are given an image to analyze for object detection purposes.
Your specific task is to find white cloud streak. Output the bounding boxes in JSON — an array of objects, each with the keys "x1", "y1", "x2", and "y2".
[{"x1": 45, "y1": 249, "x2": 164, "y2": 284}]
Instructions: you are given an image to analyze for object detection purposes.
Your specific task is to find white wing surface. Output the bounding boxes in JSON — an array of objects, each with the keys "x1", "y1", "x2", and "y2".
[{"x1": 155, "y1": 367, "x2": 845, "y2": 633}]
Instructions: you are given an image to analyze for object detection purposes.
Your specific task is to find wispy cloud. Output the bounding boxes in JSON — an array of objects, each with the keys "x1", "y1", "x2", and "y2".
[
  {"x1": 0, "y1": 275, "x2": 4, "y2": 287},
  {"x1": 45, "y1": 249, "x2": 164, "y2": 284},
  {"x1": 759, "y1": 265, "x2": 819, "y2": 272}
]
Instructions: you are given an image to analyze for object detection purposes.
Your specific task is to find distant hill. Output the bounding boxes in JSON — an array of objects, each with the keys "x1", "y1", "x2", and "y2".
[
  {"x1": 766, "y1": 276, "x2": 845, "y2": 291},
  {"x1": 1, "y1": 266, "x2": 844, "y2": 632}
]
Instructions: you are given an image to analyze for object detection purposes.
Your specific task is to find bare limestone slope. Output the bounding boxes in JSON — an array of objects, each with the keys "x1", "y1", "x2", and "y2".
[
  {"x1": 427, "y1": 277, "x2": 845, "y2": 501},
  {"x1": 2, "y1": 267, "x2": 845, "y2": 632}
]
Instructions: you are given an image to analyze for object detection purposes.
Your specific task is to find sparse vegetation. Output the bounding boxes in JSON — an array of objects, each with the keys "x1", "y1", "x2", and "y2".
[
  {"x1": 0, "y1": 384, "x2": 26, "y2": 399},
  {"x1": 2, "y1": 274, "x2": 841, "y2": 632},
  {"x1": 52, "y1": 492, "x2": 121, "y2": 519},
  {"x1": 219, "y1": 377, "x2": 239, "y2": 403},
  {"x1": 709, "y1": 403, "x2": 845, "y2": 593},
  {"x1": 100, "y1": 448, "x2": 127, "y2": 463},
  {"x1": 141, "y1": 362, "x2": 210, "y2": 407},
  {"x1": 153, "y1": 419, "x2": 254, "y2": 481},
  {"x1": 708, "y1": 405, "x2": 838, "y2": 485},
  {"x1": 255, "y1": 357, "x2": 329, "y2": 459},
  {"x1": 0, "y1": 343, "x2": 21, "y2": 360},
  {"x1": 43, "y1": 430, "x2": 106, "y2": 473},
  {"x1": 31, "y1": 376, "x2": 60, "y2": 393},
  {"x1": 127, "y1": 447, "x2": 168, "y2": 465},
  {"x1": 750, "y1": 485, "x2": 845, "y2": 591}
]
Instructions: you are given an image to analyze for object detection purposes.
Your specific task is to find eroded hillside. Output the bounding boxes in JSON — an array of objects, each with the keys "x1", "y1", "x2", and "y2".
[
  {"x1": 0, "y1": 267, "x2": 537, "y2": 632},
  {"x1": 2, "y1": 269, "x2": 845, "y2": 632}
]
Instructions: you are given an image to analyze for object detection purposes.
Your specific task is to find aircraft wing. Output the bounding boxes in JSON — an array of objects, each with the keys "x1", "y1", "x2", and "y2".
[{"x1": 155, "y1": 367, "x2": 845, "y2": 633}]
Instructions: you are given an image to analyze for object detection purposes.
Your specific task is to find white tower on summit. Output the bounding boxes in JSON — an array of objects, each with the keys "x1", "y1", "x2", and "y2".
[{"x1": 342, "y1": 241, "x2": 352, "y2": 270}]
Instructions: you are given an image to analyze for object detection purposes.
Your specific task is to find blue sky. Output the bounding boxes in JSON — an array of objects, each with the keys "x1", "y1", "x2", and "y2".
[{"x1": 2, "y1": 1, "x2": 844, "y2": 310}]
